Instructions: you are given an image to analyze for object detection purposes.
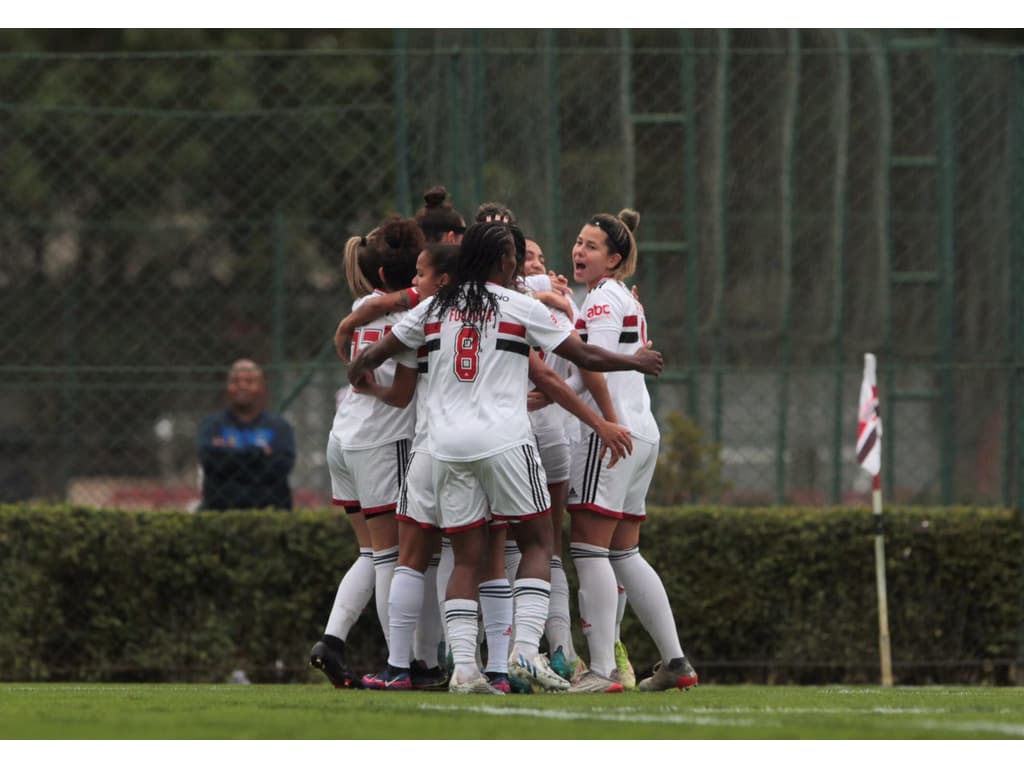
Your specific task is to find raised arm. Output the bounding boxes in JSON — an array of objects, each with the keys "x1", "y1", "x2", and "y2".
[
  {"x1": 528, "y1": 352, "x2": 632, "y2": 467},
  {"x1": 552, "y1": 333, "x2": 663, "y2": 376},
  {"x1": 334, "y1": 288, "x2": 417, "y2": 361}
]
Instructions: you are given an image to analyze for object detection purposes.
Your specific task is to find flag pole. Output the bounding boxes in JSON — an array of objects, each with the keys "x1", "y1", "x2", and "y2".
[{"x1": 872, "y1": 472, "x2": 893, "y2": 687}]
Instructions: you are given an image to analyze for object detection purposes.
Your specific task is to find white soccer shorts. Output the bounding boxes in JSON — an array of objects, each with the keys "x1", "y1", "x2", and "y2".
[
  {"x1": 326, "y1": 433, "x2": 411, "y2": 516},
  {"x1": 566, "y1": 432, "x2": 658, "y2": 520},
  {"x1": 432, "y1": 444, "x2": 551, "y2": 534},
  {"x1": 396, "y1": 450, "x2": 441, "y2": 530},
  {"x1": 535, "y1": 435, "x2": 571, "y2": 485}
]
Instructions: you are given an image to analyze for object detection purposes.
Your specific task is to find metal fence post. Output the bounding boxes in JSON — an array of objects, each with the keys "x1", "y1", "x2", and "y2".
[
  {"x1": 271, "y1": 210, "x2": 287, "y2": 412},
  {"x1": 393, "y1": 29, "x2": 411, "y2": 217}
]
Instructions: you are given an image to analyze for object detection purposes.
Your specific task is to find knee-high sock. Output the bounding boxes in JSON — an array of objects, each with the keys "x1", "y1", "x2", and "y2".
[
  {"x1": 610, "y1": 546, "x2": 684, "y2": 662},
  {"x1": 503, "y1": 539, "x2": 522, "y2": 584},
  {"x1": 510, "y1": 578, "x2": 550, "y2": 659},
  {"x1": 546, "y1": 556, "x2": 576, "y2": 659},
  {"x1": 414, "y1": 558, "x2": 444, "y2": 668},
  {"x1": 324, "y1": 548, "x2": 374, "y2": 640},
  {"x1": 387, "y1": 566, "x2": 424, "y2": 669},
  {"x1": 444, "y1": 598, "x2": 480, "y2": 679},
  {"x1": 571, "y1": 542, "x2": 617, "y2": 677},
  {"x1": 615, "y1": 583, "x2": 627, "y2": 642},
  {"x1": 373, "y1": 545, "x2": 399, "y2": 651},
  {"x1": 479, "y1": 578, "x2": 513, "y2": 674}
]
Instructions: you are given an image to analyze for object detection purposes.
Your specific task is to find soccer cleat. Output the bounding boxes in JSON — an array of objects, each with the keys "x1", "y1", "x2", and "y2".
[
  {"x1": 571, "y1": 657, "x2": 589, "y2": 684},
  {"x1": 410, "y1": 659, "x2": 448, "y2": 691},
  {"x1": 508, "y1": 651, "x2": 571, "y2": 692},
  {"x1": 361, "y1": 665, "x2": 413, "y2": 691},
  {"x1": 449, "y1": 670, "x2": 505, "y2": 695},
  {"x1": 309, "y1": 638, "x2": 363, "y2": 689},
  {"x1": 637, "y1": 657, "x2": 699, "y2": 692},
  {"x1": 569, "y1": 670, "x2": 625, "y2": 694},
  {"x1": 614, "y1": 640, "x2": 637, "y2": 690},
  {"x1": 549, "y1": 646, "x2": 574, "y2": 682},
  {"x1": 484, "y1": 671, "x2": 512, "y2": 694}
]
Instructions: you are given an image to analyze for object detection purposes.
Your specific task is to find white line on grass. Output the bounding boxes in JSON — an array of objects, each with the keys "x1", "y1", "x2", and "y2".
[
  {"x1": 417, "y1": 703, "x2": 762, "y2": 728},
  {"x1": 417, "y1": 703, "x2": 1024, "y2": 738}
]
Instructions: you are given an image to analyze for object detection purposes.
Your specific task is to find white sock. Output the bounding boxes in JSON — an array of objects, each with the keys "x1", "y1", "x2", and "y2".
[
  {"x1": 414, "y1": 559, "x2": 443, "y2": 668},
  {"x1": 510, "y1": 578, "x2": 550, "y2": 659},
  {"x1": 546, "y1": 556, "x2": 576, "y2": 660},
  {"x1": 437, "y1": 539, "x2": 454, "y2": 653},
  {"x1": 373, "y1": 545, "x2": 399, "y2": 652},
  {"x1": 386, "y1": 566, "x2": 423, "y2": 669},
  {"x1": 610, "y1": 547, "x2": 684, "y2": 662},
  {"x1": 615, "y1": 583, "x2": 627, "y2": 642},
  {"x1": 503, "y1": 539, "x2": 522, "y2": 584},
  {"x1": 479, "y1": 578, "x2": 513, "y2": 674},
  {"x1": 324, "y1": 548, "x2": 374, "y2": 640},
  {"x1": 444, "y1": 598, "x2": 480, "y2": 671},
  {"x1": 571, "y1": 542, "x2": 618, "y2": 677}
]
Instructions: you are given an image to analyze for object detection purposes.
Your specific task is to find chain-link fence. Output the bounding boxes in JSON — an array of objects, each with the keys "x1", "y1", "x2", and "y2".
[{"x1": 2, "y1": 29, "x2": 1022, "y2": 509}]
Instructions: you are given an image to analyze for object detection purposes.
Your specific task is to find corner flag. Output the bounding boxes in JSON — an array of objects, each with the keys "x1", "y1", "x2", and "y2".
[
  {"x1": 857, "y1": 353, "x2": 882, "y2": 476},
  {"x1": 857, "y1": 352, "x2": 893, "y2": 687}
]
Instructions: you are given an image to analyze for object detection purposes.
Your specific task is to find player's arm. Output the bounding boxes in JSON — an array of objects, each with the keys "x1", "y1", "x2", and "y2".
[
  {"x1": 552, "y1": 333, "x2": 663, "y2": 376},
  {"x1": 334, "y1": 288, "x2": 418, "y2": 361},
  {"x1": 347, "y1": 331, "x2": 411, "y2": 386},
  {"x1": 528, "y1": 352, "x2": 632, "y2": 467},
  {"x1": 577, "y1": 360, "x2": 618, "y2": 423},
  {"x1": 351, "y1": 362, "x2": 418, "y2": 409}
]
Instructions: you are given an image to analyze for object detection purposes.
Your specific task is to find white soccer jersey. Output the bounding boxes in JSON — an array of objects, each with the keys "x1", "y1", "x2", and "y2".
[
  {"x1": 391, "y1": 283, "x2": 571, "y2": 462},
  {"x1": 574, "y1": 278, "x2": 659, "y2": 444},
  {"x1": 524, "y1": 274, "x2": 578, "y2": 445},
  {"x1": 330, "y1": 291, "x2": 417, "y2": 450}
]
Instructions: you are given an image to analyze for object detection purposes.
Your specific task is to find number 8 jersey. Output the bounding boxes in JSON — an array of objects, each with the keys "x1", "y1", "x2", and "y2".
[{"x1": 391, "y1": 283, "x2": 571, "y2": 462}]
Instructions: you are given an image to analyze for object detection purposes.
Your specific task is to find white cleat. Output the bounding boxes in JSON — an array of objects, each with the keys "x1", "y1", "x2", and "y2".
[
  {"x1": 449, "y1": 670, "x2": 505, "y2": 695},
  {"x1": 508, "y1": 652, "x2": 571, "y2": 692}
]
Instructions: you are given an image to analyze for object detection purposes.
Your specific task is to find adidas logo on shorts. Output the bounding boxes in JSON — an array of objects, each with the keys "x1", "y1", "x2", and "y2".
[{"x1": 568, "y1": 487, "x2": 578, "y2": 500}]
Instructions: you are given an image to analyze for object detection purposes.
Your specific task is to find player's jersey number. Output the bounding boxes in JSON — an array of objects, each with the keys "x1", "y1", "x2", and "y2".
[{"x1": 454, "y1": 326, "x2": 480, "y2": 382}]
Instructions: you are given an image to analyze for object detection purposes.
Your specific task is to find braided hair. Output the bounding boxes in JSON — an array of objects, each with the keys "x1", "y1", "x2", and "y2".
[{"x1": 429, "y1": 220, "x2": 511, "y2": 333}]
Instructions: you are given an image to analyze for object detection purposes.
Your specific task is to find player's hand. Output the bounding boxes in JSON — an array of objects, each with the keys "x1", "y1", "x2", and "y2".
[
  {"x1": 351, "y1": 368, "x2": 378, "y2": 395},
  {"x1": 549, "y1": 271, "x2": 572, "y2": 296},
  {"x1": 595, "y1": 420, "x2": 633, "y2": 468},
  {"x1": 527, "y1": 390, "x2": 552, "y2": 412},
  {"x1": 632, "y1": 347, "x2": 663, "y2": 376}
]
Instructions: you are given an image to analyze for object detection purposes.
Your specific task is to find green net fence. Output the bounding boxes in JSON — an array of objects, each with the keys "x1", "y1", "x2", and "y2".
[{"x1": 1, "y1": 29, "x2": 1022, "y2": 509}]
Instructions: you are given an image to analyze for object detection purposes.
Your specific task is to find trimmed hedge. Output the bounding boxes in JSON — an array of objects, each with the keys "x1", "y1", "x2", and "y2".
[{"x1": 0, "y1": 504, "x2": 1020, "y2": 684}]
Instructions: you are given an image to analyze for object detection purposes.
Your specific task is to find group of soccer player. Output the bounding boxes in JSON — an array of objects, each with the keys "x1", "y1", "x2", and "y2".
[{"x1": 308, "y1": 186, "x2": 699, "y2": 694}]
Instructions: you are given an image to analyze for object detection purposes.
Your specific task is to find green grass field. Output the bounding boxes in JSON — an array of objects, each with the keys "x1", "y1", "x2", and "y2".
[{"x1": 2, "y1": 683, "x2": 1023, "y2": 739}]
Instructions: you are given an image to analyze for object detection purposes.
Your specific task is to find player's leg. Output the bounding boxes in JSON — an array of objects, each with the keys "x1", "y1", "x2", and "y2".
[
  {"x1": 608, "y1": 440, "x2": 697, "y2": 691},
  {"x1": 566, "y1": 429, "x2": 633, "y2": 693},
  {"x1": 485, "y1": 444, "x2": 568, "y2": 692},
  {"x1": 435, "y1": 458, "x2": 503, "y2": 694},
  {"x1": 311, "y1": 436, "x2": 372, "y2": 688},
  {"x1": 479, "y1": 523, "x2": 514, "y2": 692}
]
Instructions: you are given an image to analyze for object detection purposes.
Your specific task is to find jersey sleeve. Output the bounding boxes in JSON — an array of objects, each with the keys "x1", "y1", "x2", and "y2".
[
  {"x1": 405, "y1": 287, "x2": 421, "y2": 308},
  {"x1": 391, "y1": 296, "x2": 432, "y2": 349},
  {"x1": 524, "y1": 274, "x2": 552, "y2": 294},
  {"x1": 524, "y1": 296, "x2": 572, "y2": 354}
]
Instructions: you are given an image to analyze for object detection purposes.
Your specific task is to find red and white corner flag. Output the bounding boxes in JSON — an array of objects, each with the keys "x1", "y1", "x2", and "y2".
[
  {"x1": 857, "y1": 353, "x2": 882, "y2": 477},
  {"x1": 857, "y1": 352, "x2": 892, "y2": 686}
]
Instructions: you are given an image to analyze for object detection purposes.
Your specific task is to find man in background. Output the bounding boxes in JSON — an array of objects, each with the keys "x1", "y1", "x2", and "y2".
[{"x1": 197, "y1": 359, "x2": 296, "y2": 510}]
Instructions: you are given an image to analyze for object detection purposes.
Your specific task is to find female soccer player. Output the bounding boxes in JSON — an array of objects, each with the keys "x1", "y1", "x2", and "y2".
[
  {"x1": 567, "y1": 209, "x2": 699, "y2": 693},
  {"x1": 348, "y1": 220, "x2": 663, "y2": 694},
  {"x1": 312, "y1": 217, "x2": 423, "y2": 681}
]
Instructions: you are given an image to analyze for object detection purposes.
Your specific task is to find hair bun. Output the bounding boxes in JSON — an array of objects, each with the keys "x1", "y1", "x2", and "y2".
[
  {"x1": 617, "y1": 208, "x2": 640, "y2": 233},
  {"x1": 423, "y1": 186, "x2": 449, "y2": 209}
]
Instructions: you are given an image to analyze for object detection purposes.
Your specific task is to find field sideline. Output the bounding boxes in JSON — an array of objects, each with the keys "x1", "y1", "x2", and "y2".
[{"x1": 2, "y1": 683, "x2": 1023, "y2": 740}]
